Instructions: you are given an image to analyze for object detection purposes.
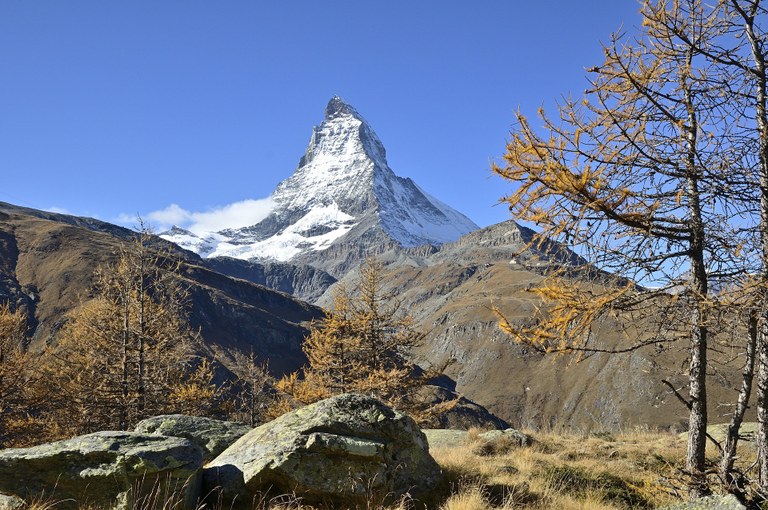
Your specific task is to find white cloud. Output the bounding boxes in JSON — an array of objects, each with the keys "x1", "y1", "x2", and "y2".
[
  {"x1": 146, "y1": 203, "x2": 192, "y2": 227},
  {"x1": 122, "y1": 198, "x2": 275, "y2": 235},
  {"x1": 44, "y1": 206, "x2": 71, "y2": 215}
]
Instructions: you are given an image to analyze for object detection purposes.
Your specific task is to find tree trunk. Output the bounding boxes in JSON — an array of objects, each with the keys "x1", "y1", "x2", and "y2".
[
  {"x1": 120, "y1": 293, "x2": 129, "y2": 431},
  {"x1": 719, "y1": 312, "x2": 757, "y2": 492},
  {"x1": 757, "y1": 315, "x2": 768, "y2": 491},
  {"x1": 739, "y1": 3, "x2": 768, "y2": 492},
  {"x1": 684, "y1": 48, "x2": 709, "y2": 496},
  {"x1": 687, "y1": 310, "x2": 709, "y2": 496}
]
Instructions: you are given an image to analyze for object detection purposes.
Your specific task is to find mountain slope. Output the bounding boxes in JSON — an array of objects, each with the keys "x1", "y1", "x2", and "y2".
[
  {"x1": 316, "y1": 220, "x2": 747, "y2": 431},
  {"x1": 0, "y1": 202, "x2": 320, "y2": 374},
  {"x1": 163, "y1": 97, "x2": 478, "y2": 276},
  {"x1": 0, "y1": 202, "x2": 509, "y2": 429}
]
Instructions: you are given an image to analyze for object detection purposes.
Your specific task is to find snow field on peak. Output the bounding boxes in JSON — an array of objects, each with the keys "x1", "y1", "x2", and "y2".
[
  {"x1": 205, "y1": 203, "x2": 356, "y2": 262},
  {"x1": 373, "y1": 168, "x2": 478, "y2": 247}
]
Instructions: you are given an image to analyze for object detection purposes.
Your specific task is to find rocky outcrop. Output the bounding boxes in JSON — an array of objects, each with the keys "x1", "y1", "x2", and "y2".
[
  {"x1": 134, "y1": 414, "x2": 251, "y2": 461},
  {"x1": 204, "y1": 393, "x2": 442, "y2": 508},
  {"x1": 417, "y1": 384, "x2": 509, "y2": 430},
  {"x1": 0, "y1": 431, "x2": 203, "y2": 510},
  {"x1": 203, "y1": 256, "x2": 336, "y2": 303}
]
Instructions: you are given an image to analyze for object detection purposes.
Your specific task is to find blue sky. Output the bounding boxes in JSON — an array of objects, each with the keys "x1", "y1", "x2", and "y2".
[{"x1": 0, "y1": 2, "x2": 643, "y2": 231}]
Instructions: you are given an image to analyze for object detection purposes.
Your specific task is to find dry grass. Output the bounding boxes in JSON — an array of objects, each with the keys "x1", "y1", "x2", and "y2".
[
  {"x1": 431, "y1": 427, "x2": 689, "y2": 510},
  {"x1": 24, "y1": 427, "x2": 759, "y2": 510}
]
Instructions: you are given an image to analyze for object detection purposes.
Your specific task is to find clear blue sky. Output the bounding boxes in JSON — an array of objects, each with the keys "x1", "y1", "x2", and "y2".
[{"x1": 0, "y1": 1, "x2": 643, "y2": 230}]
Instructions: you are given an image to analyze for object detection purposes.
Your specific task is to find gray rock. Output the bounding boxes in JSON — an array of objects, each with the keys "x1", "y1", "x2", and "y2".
[
  {"x1": 422, "y1": 428, "x2": 533, "y2": 452},
  {"x1": 416, "y1": 384, "x2": 510, "y2": 430},
  {"x1": 422, "y1": 429, "x2": 471, "y2": 450},
  {"x1": 0, "y1": 494, "x2": 24, "y2": 510},
  {"x1": 479, "y1": 428, "x2": 534, "y2": 447},
  {"x1": 0, "y1": 431, "x2": 204, "y2": 510},
  {"x1": 134, "y1": 414, "x2": 251, "y2": 461},
  {"x1": 661, "y1": 494, "x2": 745, "y2": 509},
  {"x1": 204, "y1": 393, "x2": 442, "y2": 508}
]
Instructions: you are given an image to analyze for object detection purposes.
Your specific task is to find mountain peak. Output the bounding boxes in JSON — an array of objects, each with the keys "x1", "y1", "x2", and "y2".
[
  {"x1": 162, "y1": 98, "x2": 479, "y2": 268},
  {"x1": 325, "y1": 96, "x2": 360, "y2": 120}
]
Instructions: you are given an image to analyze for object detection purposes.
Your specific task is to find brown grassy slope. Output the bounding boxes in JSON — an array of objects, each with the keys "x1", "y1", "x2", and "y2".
[
  {"x1": 431, "y1": 428, "x2": 705, "y2": 510},
  {"x1": 0, "y1": 203, "x2": 321, "y2": 374},
  {"x1": 320, "y1": 221, "x2": 749, "y2": 432}
]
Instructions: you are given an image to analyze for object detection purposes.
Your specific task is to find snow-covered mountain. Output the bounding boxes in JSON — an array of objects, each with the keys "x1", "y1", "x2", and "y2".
[{"x1": 162, "y1": 97, "x2": 479, "y2": 272}]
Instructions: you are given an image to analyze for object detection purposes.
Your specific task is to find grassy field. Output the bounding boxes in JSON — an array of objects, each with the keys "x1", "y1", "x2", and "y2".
[
  {"x1": 428, "y1": 428, "x2": 691, "y2": 510},
  {"x1": 26, "y1": 427, "x2": 757, "y2": 510}
]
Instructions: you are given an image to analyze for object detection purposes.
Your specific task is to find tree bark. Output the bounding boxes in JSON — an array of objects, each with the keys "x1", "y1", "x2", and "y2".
[
  {"x1": 757, "y1": 316, "x2": 768, "y2": 491},
  {"x1": 684, "y1": 46, "x2": 709, "y2": 496},
  {"x1": 719, "y1": 312, "x2": 757, "y2": 492}
]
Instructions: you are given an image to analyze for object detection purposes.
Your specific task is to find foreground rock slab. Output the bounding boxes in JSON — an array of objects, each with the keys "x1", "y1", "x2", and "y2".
[
  {"x1": 135, "y1": 414, "x2": 251, "y2": 461},
  {"x1": 661, "y1": 494, "x2": 745, "y2": 509},
  {"x1": 204, "y1": 393, "x2": 442, "y2": 508},
  {"x1": 0, "y1": 431, "x2": 204, "y2": 510},
  {"x1": 0, "y1": 494, "x2": 23, "y2": 510}
]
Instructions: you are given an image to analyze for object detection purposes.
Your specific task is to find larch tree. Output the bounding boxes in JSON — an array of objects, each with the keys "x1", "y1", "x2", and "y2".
[
  {"x1": 693, "y1": 0, "x2": 768, "y2": 491},
  {"x1": 0, "y1": 303, "x2": 37, "y2": 446},
  {"x1": 279, "y1": 258, "x2": 427, "y2": 414},
  {"x1": 301, "y1": 284, "x2": 365, "y2": 396},
  {"x1": 607, "y1": 0, "x2": 768, "y2": 494},
  {"x1": 637, "y1": 0, "x2": 768, "y2": 492},
  {"x1": 48, "y1": 225, "x2": 201, "y2": 432},
  {"x1": 493, "y1": 0, "x2": 749, "y2": 495},
  {"x1": 228, "y1": 350, "x2": 273, "y2": 426}
]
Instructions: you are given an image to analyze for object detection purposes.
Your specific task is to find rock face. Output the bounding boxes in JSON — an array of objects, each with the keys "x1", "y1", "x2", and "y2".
[
  {"x1": 134, "y1": 414, "x2": 251, "y2": 462},
  {"x1": 204, "y1": 393, "x2": 442, "y2": 508},
  {"x1": 0, "y1": 431, "x2": 204, "y2": 510},
  {"x1": 203, "y1": 256, "x2": 337, "y2": 303}
]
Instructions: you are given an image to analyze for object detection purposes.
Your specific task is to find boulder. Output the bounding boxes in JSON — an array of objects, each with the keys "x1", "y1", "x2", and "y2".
[
  {"x1": 0, "y1": 431, "x2": 204, "y2": 510},
  {"x1": 661, "y1": 494, "x2": 745, "y2": 509},
  {"x1": 422, "y1": 429, "x2": 470, "y2": 450},
  {"x1": 134, "y1": 414, "x2": 251, "y2": 461},
  {"x1": 416, "y1": 385, "x2": 510, "y2": 430},
  {"x1": 422, "y1": 428, "x2": 533, "y2": 452},
  {"x1": 204, "y1": 393, "x2": 442, "y2": 508},
  {"x1": 478, "y1": 428, "x2": 533, "y2": 446}
]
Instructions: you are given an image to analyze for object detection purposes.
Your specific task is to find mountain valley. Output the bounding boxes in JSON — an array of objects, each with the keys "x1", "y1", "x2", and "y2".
[{"x1": 0, "y1": 97, "x2": 750, "y2": 433}]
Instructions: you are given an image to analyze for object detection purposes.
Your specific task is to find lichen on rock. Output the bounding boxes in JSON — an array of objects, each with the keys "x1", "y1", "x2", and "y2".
[{"x1": 204, "y1": 393, "x2": 442, "y2": 508}]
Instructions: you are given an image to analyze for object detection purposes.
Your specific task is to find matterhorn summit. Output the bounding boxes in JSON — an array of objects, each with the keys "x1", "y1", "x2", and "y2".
[{"x1": 163, "y1": 96, "x2": 479, "y2": 274}]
